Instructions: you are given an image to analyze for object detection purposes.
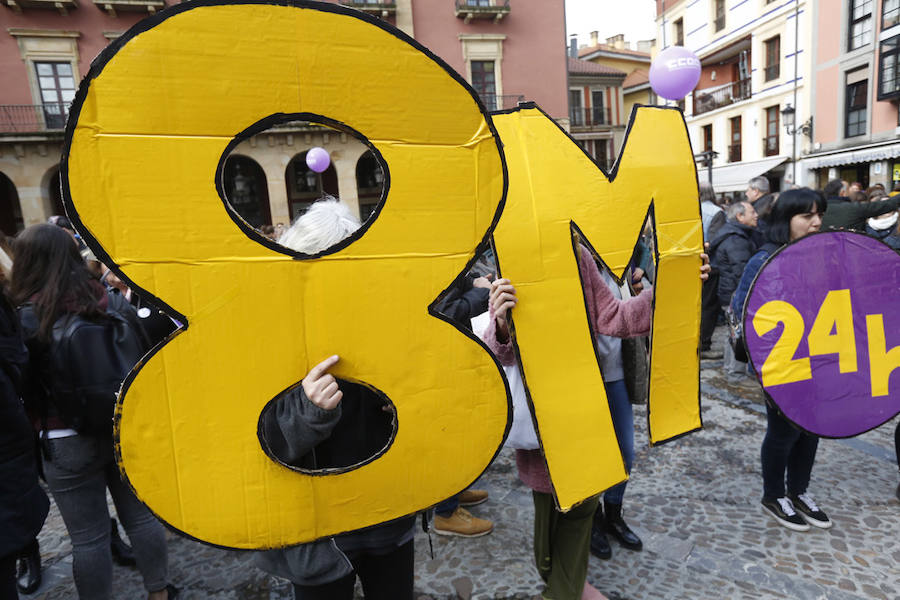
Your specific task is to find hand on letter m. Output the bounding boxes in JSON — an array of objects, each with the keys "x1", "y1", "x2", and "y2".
[
  {"x1": 301, "y1": 355, "x2": 343, "y2": 411},
  {"x1": 489, "y1": 278, "x2": 518, "y2": 343}
]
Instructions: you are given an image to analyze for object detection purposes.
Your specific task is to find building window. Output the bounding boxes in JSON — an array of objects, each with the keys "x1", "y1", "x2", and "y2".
[
  {"x1": 884, "y1": 0, "x2": 900, "y2": 30},
  {"x1": 35, "y1": 62, "x2": 76, "y2": 130},
  {"x1": 591, "y1": 90, "x2": 606, "y2": 125},
  {"x1": 848, "y1": 0, "x2": 873, "y2": 51},
  {"x1": 471, "y1": 60, "x2": 497, "y2": 110},
  {"x1": 729, "y1": 116, "x2": 742, "y2": 163},
  {"x1": 764, "y1": 36, "x2": 781, "y2": 81},
  {"x1": 845, "y1": 71, "x2": 868, "y2": 137},
  {"x1": 714, "y1": 0, "x2": 726, "y2": 32},
  {"x1": 570, "y1": 89, "x2": 584, "y2": 126},
  {"x1": 880, "y1": 36, "x2": 900, "y2": 99},
  {"x1": 764, "y1": 106, "x2": 780, "y2": 156},
  {"x1": 674, "y1": 18, "x2": 684, "y2": 46},
  {"x1": 594, "y1": 139, "x2": 609, "y2": 169},
  {"x1": 702, "y1": 124, "x2": 713, "y2": 153}
]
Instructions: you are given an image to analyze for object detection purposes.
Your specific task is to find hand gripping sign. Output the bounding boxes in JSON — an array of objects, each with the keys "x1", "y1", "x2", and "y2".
[
  {"x1": 62, "y1": 1, "x2": 703, "y2": 548},
  {"x1": 744, "y1": 232, "x2": 900, "y2": 438}
]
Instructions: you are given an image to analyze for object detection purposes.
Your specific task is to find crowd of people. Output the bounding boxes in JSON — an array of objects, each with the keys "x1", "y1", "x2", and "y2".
[{"x1": 0, "y1": 177, "x2": 898, "y2": 599}]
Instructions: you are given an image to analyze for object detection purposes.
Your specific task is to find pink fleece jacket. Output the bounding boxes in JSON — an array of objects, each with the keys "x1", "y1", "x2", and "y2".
[{"x1": 484, "y1": 245, "x2": 652, "y2": 493}]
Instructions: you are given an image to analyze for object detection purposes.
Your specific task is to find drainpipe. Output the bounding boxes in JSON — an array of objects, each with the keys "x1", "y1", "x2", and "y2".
[{"x1": 791, "y1": 0, "x2": 800, "y2": 185}]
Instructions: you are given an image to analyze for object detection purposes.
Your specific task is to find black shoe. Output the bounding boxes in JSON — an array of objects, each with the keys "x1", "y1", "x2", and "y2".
[
  {"x1": 788, "y1": 493, "x2": 832, "y2": 529},
  {"x1": 761, "y1": 497, "x2": 809, "y2": 531},
  {"x1": 165, "y1": 583, "x2": 180, "y2": 600},
  {"x1": 111, "y1": 518, "x2": 137, "y2": 567},
  {"x1": 15, "y1": 539, "x2": 41, "y2": 594},
  {"x1": 604, "y1": 502, "x2": 643, "y2": 551},
  {"x1": 589, "y1": 523, "x2": 612, "y2": 560}
]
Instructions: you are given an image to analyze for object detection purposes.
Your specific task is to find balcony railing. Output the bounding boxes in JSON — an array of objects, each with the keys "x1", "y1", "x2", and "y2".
[
  {"x1": 455, "y1": 0, "x2": 510, "y2": 23},
  {"x1": 714, "y1": 15, "x2": 725, "y2": 31},
  {"x1": 569, "y1": 107, "x2": 614, "y2": 128},
  {"x1": 763, "y1": 135, "x2": 779, "y2": 157},
  {"x1": 0, "y1": 104, "x2": 70, "y2": 133},
  {"x1": 728, "y1": 143, "x2": 742, "y2": 163},
  {"x1": 692, "y1": 78, "x2": 751, "y2": 116},
  {"x1": 764, "y1": 64, "x2": 780, "y2": 81},
  {"x1": 340, "y1": 1, "x2": 396, "y2": 17},
  {"x1": 479, "y1": 93, "x2": 524, "y2": 111}
]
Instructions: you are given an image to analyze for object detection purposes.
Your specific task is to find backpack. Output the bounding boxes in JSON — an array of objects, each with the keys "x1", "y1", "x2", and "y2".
[{"x1": 44, "y1": 292, "x2": 149, "y2": 435}]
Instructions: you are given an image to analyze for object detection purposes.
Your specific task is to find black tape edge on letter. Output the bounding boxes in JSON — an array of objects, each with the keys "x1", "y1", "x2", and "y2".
[{"x1": 741, "y1": 229, "x2": 900, "y2": 439}]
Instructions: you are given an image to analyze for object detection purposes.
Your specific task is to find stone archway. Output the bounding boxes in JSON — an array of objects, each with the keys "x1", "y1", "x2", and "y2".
[
  {"x1": 284, "y1": 151, "x2": 338, "y2": 220},
  {"x1": 42, "y1": 165, "x2": 65, "y2": 217},
  {"x1": 222, "y1": 155, "x2": 272, "y2": 229},
  {"x1": 0, "y1": 172, "x2": 24, "y2": 236},
  {"x1": 355, "y1": 150, "x2": 385, "y2": 223}
]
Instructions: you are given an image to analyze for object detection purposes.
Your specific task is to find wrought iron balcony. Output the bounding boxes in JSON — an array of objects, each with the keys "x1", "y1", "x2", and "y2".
[
  {"x1": 568, "y1": 107, "x2": 614, "y2": 128},
  {"x1": 728, "y1": 143, "x2": 742, "y2": 163},
  {"x1": 479, "y1": 93, "x2": 525, "y2": 111},
  {"x1": 340, "y1": 1, "x2": 396, "y2": 17},
  {"x1": 0, "y1": 104, "x2": 70, "y2": 133},
  {"x1": 692, "y1": 78, "x2": 751, "y2": 116},
  {"x1": 455, "y1": 0, "x2": 510, "y2": 24},
  {"x1": 763, "y1": 135, "x2": 779, "y2": 157}
]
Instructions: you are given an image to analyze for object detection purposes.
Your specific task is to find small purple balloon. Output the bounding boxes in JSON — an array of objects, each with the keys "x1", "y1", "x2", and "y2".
[
  {"x1": 305, "y1": 147, "x2": 330, "y2": 173},
  {"x1": 649, "y1": 46, "x2": 701, "y2": 101}
]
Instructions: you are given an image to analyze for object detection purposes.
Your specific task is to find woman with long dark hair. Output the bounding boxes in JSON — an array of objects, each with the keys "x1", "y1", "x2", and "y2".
[
  {"x1": 731, "y1": 187, "x2": 831, "y2": 532},
  {"x1": 10, "y1": 224, "x2": 174, "y2": 600}
]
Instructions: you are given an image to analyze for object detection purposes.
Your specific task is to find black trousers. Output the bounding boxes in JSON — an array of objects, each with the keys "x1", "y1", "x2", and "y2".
[
  {"x1": 0, "y1": 552, "x2": 17, "y2": 600},
  {"x1": 700, "y1": 269, "x2": 720, "y2": 350},
  {"x1": 895, "y1": 420, "x2": 900, "y2": 472},
  {"x1": 292, "y1": 539, "x2": 414, "y2": 600}
]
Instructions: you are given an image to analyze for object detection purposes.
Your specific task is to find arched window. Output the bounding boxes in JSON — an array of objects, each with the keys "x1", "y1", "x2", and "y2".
[
  {"x1": 285, "y1": 151, "x2": 338, "y2": 220},
  {"x1": 0, "y1": 172, "x2": 24, "y2": 236},
  {"x1": 355, "y1": 151, "x2": 385, "y2": 222},
  {"x1": 222, "y1": 155, "x2": 271, "y2": 229}
]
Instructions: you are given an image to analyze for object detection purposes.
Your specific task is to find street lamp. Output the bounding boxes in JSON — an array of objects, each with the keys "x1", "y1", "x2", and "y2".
[{"x1": 781, "y1": 103, "x2": 813, "y2": 185}]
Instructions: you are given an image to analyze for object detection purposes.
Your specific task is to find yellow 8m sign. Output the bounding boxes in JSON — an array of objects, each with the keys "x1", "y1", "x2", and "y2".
[{"x1": 64, "y1": 1, "x2": 703, "y2": 549}]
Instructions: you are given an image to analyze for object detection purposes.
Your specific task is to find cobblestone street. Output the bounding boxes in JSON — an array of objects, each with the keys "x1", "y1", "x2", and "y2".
[{"x1": 21, "y1": 332, "x2": 900, "y2": 600}]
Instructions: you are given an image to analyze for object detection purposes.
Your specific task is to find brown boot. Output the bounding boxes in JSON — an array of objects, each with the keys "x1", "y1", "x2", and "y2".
[{"x1": 433, "y1": 507, "x2": 493, "y2": 537}]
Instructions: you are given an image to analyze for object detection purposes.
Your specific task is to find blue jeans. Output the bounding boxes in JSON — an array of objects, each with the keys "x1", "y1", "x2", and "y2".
[
  {"x1": 434, "y1": 495, "x2": 459, "y2": 518},
  {"x1": 761, "y1": 403, "x2": 819, "y2": 500},
  {"x1": 42, "y1": 434, "x2": 168, "y2": 599},
  {"x1": 603, "y1": 379, "x2": 634, "y2": 505}
]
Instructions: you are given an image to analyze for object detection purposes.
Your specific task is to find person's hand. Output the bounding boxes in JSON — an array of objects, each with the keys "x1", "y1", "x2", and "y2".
[
  {"x1": 302, "y1": 355, "x2": 342, "y2": 410},
  {"x1": 489, "y1": 278, "x2": 517, "y2": 342},
  {"x1": 472, "y1": 276, "x2": 492, "y2": 289},
  {"x1": 631, "y1": 268, "x2": 645, "y2": 293},
  {"x1": 700, "y1": 244, "x2": 711, "y2": 281}
]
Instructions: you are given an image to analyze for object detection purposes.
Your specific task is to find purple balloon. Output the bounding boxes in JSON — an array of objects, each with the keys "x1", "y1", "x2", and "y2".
[
  {"x1": 305, "y1": 147, "x2": 330, "y2": 173},
  {"x1": 649, "y1": 46, "x2": 701, "y2": 101}
]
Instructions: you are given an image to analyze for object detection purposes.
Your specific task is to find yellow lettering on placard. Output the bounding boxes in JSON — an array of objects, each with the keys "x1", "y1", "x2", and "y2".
[
  {"x1": 754, "y1": 300, "x2": 812, "y2": 386},
  {"x1": 491, "y1": 107, "x2": 703, "y2": 511},
  {"x1": 866, "y1": 314, "x2": 900, "y2": 397},
  {"x1": 807, "y1": 289, "x2": 857, "y2": 373},
  {"x1": 65, "y1": 4, "x2": 507, "y2": 549}
]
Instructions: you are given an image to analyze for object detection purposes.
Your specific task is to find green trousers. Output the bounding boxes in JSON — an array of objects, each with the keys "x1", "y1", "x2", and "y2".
[{"x1": 532, "y1": 491, "x2": 600, "y2": 600}]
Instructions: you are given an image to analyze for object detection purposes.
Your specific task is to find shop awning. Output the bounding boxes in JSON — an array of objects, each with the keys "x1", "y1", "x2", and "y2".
[
  {"x1": 697, "y1": 156, "x2": 788, "y2": 193},
  {"x1": 804, "y1": 141, "x2": 900, "y2": 169}
]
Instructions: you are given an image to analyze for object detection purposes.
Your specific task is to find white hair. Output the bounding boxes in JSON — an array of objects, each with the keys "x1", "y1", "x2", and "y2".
[
  {"x1": 0, "y1": 247, "x2": 11, "y2": 279},
  {"x1": 277, "y1": 196, "x2": 361, "y2": 254}
]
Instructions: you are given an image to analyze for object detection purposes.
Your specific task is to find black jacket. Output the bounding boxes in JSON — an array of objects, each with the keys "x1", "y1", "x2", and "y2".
[
  {"x1": 821, "y1": 195, "x2": 900, "y2": 231},
  {"x1": 0, "y1": 294, "x2": 49, "y2": 558},
  {"x1": 709, "y1": 222, "x2": 759, "y2": 309},
  {"x1": 255, "y1": 382, "x2": 415, "y2": 585}
]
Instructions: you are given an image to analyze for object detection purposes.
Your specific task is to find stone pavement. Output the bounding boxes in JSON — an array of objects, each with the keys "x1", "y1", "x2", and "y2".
[{"x1": 21, "y1": 332, "x2": 900, "y2": 600}]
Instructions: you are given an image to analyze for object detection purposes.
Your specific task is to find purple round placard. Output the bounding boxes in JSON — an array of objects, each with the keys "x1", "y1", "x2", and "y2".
[{"x1": 744, "y1": 231, "x2": 900, "y2": 438}]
